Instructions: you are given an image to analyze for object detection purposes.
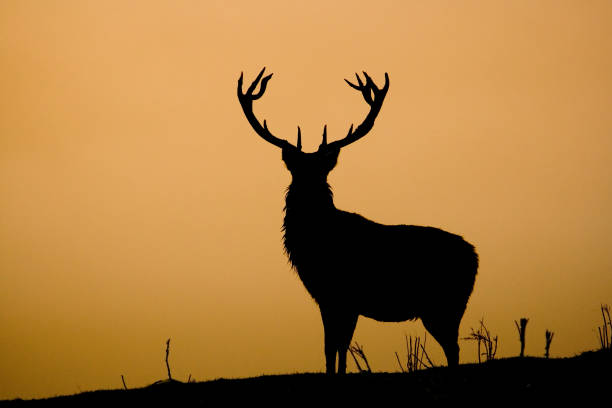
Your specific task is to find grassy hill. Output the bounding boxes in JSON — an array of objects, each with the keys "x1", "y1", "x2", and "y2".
[{"x1": 3, "y1": 349, "x2": 609, "y2": 406}]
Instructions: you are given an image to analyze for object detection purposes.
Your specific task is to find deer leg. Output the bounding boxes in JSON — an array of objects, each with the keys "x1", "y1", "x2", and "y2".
[
  {"x1": 320, "y1": 307, "x2": 338, "y2": 374},
  {"x1": 321, "y1": 307, "x2": 358, "y2": 374},
  {"x1": 421, "y1": 316, "x2": 460, "y2": 367},
  {"x1": 336, "y1": 314, "x2": 358, "y2": 374},
  {"x1": 439, "y1": 338, "x2": 460, "y2": 367}
]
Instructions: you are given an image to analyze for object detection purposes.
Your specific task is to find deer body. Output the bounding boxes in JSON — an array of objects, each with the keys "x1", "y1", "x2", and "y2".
[
  {"x1": 284, "y1": 198, "x2": 477, "y2": 323},
  {"x1": 238, "y1": 69, "x2": 478, "y2": 374}
]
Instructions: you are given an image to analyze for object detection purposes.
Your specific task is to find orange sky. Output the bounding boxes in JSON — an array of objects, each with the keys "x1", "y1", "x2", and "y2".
[{"x1": 1, "y1": 0, "x2": 611, "y2": 399}]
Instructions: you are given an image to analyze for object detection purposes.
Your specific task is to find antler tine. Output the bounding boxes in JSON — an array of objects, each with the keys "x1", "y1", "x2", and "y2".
[
  {"x1": 251, "y1": 72, "x2": 273, "y2": 100},
  {"x1": 381, "y1": 72, "x2": 390, "y2": 92},
  {"x1": 361, "y1": 71, "x2": 375, "y2": 86},
  {"x1": 237, "y1": 68, "x2": 296, "y2": 150},
  {"x1": 362, "y1": 72, "x2": 377, "y2": 105},
  {"x1": 326, "y1": 71, "x2": 389, "y2": 151},
  {"x1": 344, "y1": 73, "x2": 364, "y2": 91}
]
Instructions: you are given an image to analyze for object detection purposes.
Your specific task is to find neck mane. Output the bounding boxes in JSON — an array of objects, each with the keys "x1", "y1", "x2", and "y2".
[
  {"x1": 282, "y1": 180, "x2": 336, "y2": 268},
  {"x1": 284, "y1": 180, "x2": 335, "y2": 213}
]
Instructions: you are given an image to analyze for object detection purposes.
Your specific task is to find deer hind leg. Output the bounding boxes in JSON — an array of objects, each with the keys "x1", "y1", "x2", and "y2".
[
  {"x1": 320, "y1": 307, "x2": 358, "y2": 374},
  {"x1": 421, "y1": 314, "x2": 461, "y2": 367}
]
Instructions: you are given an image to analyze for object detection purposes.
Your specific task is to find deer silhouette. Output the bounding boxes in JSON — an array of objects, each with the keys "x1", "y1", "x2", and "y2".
[{"x1": 237, "y1": 68, "x2": 478, "y2": 374}]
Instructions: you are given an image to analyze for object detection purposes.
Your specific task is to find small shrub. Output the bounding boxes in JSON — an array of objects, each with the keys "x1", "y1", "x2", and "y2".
[
  {"x1": 464, "y1": 318, "x2": 498, "y2": 363},
  {"x1": 395, "y1": 333, "x2": 435, "y2": 373}
]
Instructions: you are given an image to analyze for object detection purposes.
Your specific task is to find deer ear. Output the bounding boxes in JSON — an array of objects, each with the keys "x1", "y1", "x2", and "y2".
[
  {"x1": 282, "y1": 144, "x2": 299, "y2": 164},
  {"x1": 297, "y1": 126, "x2": 302, "y2": 151},
  {"x1": 322, "y1": 145, "x2": 340, "y2": 157},
  {"x1": 321, "y1": 125, "x2": 327, "y2": 146},
  {"x1": 321, "y1": 147, "x2": 339, "y2": 172}
]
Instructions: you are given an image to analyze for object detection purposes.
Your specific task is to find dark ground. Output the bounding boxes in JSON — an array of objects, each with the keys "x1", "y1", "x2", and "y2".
[{"x1": 2, "y1": 350, "x2": 609, "y2": 406}]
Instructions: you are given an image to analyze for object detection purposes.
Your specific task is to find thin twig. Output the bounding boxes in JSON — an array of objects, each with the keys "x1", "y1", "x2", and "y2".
[
  {"x1": 349, "y1": 342, "x2": 371, "y2": 372},
  {"x1": 165, "y1": 338, "x2": 172, "y2": 381},
  {"x1": 406, "y1": 335, "x2": 413, "y2": 372},
  {"x1": 395, "y1": 352, "x2": 405, "y2": 373},
  {"x1": 514, "y1": 318, "x2": 528, "y2": 357},
  {"x1": 396, "y1": 333, "x2": 434, "y2": 373},
  {"x1": 600, "y1": 304, "x2": 611, "y2": 350},
  {"x1": 121, "y1": 375, "x2": 128, "y2": 390},
  {"x1": 545, "y1": 330, "x2": 554, "y2": 358},
  {"x1": 420, "y1": 344, "x2": 435, "y2": 368},
  {"x1": 349, "y1": 347, "x2": 363, "y2": 372}
]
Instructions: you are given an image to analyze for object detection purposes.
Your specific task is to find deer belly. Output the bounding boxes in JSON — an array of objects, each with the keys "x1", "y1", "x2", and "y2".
[
  {"x1": 348, "y1": 265, "x2": 450, "y2": 322},
  {"x1": 357, "y1": 295, "x2": 421, "y2": 322}
]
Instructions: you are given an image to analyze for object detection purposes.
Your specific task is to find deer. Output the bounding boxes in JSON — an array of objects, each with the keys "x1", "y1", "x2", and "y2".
[{"x1": 237, "y1": 68, "x2": 478, "y2": 374}]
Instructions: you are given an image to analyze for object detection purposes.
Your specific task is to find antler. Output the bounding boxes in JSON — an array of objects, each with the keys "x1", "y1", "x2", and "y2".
[
  {"x1": 237, "y1": 67, "x2": 300, "y2": 150},
  {"x1": 324, "y1": 72, "x2": 389, "y2": 151}
]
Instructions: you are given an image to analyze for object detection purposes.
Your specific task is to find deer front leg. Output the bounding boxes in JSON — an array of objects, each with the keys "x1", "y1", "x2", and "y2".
[
  {"x1": 321, "y1": 307, "x2": 338, "y2": 374},
  {"x1": 336, "y1": 314, "x2": 358, "y2": 374},
  {"x1": 320, "y1": 307, "x2": 358, "y2": 374},
  {"x1": 324, "y1": 333, "x2": 337, "y2": 374}
]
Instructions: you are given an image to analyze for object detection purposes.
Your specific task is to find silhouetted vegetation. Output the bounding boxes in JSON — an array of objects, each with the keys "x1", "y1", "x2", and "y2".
[
  {"x1": 4, "y1": 350, "x2": 610, "y2": 405},
  {"x1": 514, "y1": 317, "x2": 529, "y2": 357},
  {"x1": 165, "y1": 338, "x2": 172, "y2": 381},
  {"x1": 545, "y1": 330, "x2": 554, "y2": 358},
  {"x1": 5, "y1": 305, "x2": 612, "y2": 404},
  {"x1": 395, "y1": 333, "x2": 435, "y2": 373},
  {"x1": 348, "y1": 342, "x2": 371, "y2": 373},
  {"x1": 137, "y1": 338, "x2": 191, "y2": 388},
  {"x1": 464, "y1": 319, "x2": 498, "y2": 363},
  {"x1": 598, "y1": 304, "x2": 611, "y2": 350}
]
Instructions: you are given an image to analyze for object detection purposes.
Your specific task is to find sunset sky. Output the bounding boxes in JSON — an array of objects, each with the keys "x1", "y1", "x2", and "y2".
[{"x1": 1, "y1": 0, "x2": 611, "y2": 399}]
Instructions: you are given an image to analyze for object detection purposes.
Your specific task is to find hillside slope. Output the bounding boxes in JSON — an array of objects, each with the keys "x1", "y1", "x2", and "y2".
[{"x1": 3, "y1": 350, "x2": 609, "y2": 406}]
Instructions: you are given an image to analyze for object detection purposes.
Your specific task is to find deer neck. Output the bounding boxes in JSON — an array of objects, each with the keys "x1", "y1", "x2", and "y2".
[
  {"x1": 283, "y1": 180, "x2": 336, "y2": 271},
  {"x1": 284, "y1": 180, "x2": 336, "y2": 220}
]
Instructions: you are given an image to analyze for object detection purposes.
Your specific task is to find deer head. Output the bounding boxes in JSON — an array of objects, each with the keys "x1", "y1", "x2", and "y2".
[{"x1": 237, "y1": 68, "x2": 389, "y2": 183}]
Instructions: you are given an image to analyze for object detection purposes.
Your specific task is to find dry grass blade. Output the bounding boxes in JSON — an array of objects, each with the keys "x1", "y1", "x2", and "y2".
[
  {"x1": 165, "y1": 338, "x2": 172, "y2": 381},
  {"x1": 349, "y1": 347, "x2": 363, "y2": 372},
  {"x1": 395, "y1": 333, "x2": 435, "y2": 373},
  {"x1": 420, "y1": 334, "x2": 435, "y2": 368},
  {"x1": 395, "y1": 352, "x2": 405, "y2": 373},
  {"x1": 349, "y1": 342, "x2": 372, "y2": 373},
  {"x1": 598, "y1": 304, "x2": 611, "y2": 350}
]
